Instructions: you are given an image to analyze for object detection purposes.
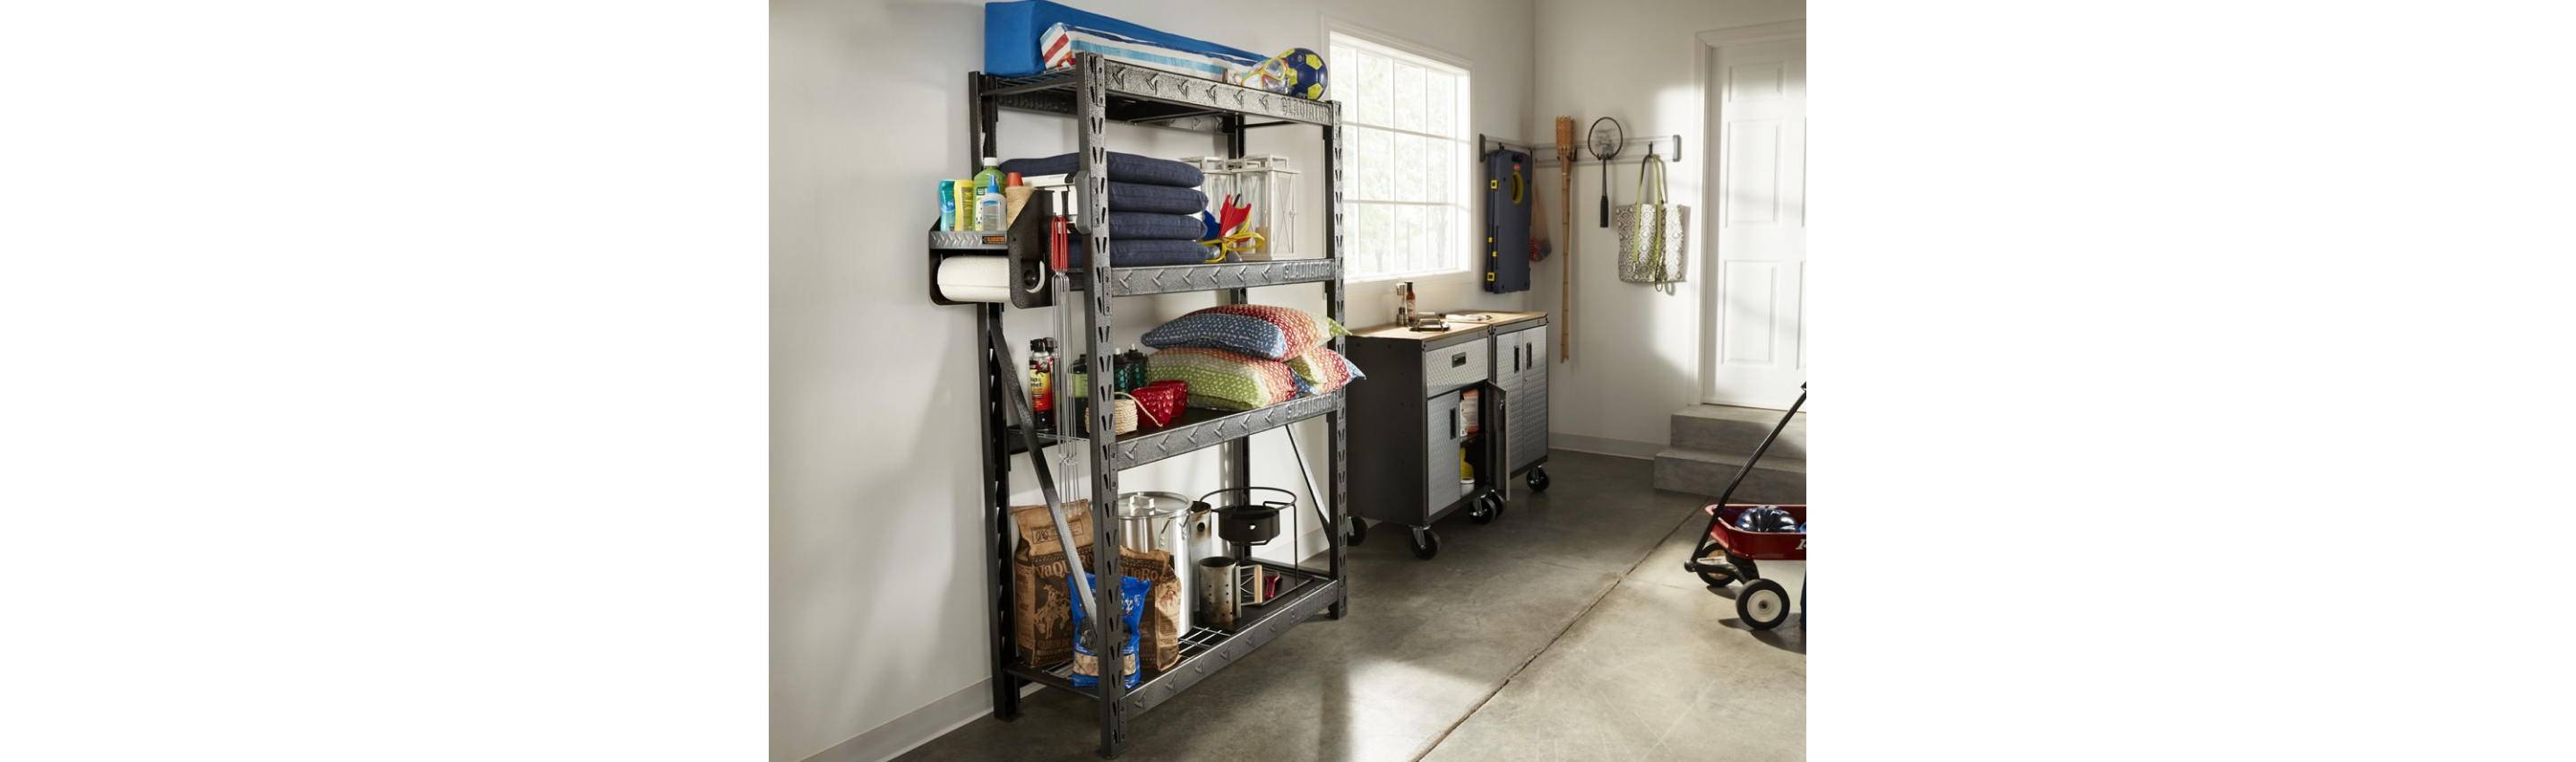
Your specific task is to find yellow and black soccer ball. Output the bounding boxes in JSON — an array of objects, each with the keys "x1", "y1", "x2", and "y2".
[
  {"x1": 1242, "y1": 48, "x2": 1329, "y2": 100},
  {"x1": 1279, "y1": 48, "x2": 1328, "y2": 100}
]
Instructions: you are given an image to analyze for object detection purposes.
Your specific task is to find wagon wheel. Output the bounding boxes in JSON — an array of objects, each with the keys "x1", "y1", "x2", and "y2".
[
  {"x1": 1737, "y1": 578, "x2": 1790, "y2": 630},
  {"x1": 1691, "y1": 541, "x2": 1739, "y2": 587}
]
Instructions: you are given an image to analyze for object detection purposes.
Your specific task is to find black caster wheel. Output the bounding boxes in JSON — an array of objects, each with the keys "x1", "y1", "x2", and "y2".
[
  {"x1": 1467, "y1": 498, "x2": 1495, "y2": 524},
  {"x1": 1727, "y1": 554, "x2": 1760, "y2": 584},
  {"x1": 1345, "y1": 516, "x2": 1367, "y2": 546},
  {"x1": 1738, "y1": 577, "x2": 1790, "y2": 630},
  {"x1": 1489, "y1": 493, "x2": 1506, "y2": 522},
  {"x1": 1409, "y1": 527, "x2": 1440, "y2": 559},
  {"x1": 1690, "y1": 541, "x2": 1738, "y2": 587},
  {"x1": 1527, "y1": 467, "x2": 1550, "y2": 492}
]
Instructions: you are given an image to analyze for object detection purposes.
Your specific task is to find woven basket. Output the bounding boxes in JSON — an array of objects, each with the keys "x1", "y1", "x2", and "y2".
[{"x1": 1129, "y1": 381, "x2": 1187, "y2": 429}]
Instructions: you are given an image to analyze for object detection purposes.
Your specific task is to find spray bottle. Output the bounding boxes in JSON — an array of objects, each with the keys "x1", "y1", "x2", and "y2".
[{"x1": 1028, "y1": 338, "x2": 1055, "y2": 429}]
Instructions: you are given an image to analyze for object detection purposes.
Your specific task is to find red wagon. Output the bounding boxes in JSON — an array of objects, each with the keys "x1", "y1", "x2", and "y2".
[{"x1": 1681, "y1": 385, "x2": 1805, "y2": 629}]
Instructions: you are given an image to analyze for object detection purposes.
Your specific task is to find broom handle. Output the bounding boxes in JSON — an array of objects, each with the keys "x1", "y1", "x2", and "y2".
[{"x1": 1560, "y1": 162, "x2": 1572, "y2": 361}]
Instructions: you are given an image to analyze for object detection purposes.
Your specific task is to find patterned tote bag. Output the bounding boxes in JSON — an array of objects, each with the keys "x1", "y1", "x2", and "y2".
[{"x1": 1614, "y1": 152, "x2": 1689, "y2": 293}]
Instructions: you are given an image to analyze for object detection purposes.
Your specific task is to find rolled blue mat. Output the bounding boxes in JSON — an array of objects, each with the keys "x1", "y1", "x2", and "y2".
[
  {"x1": 1104, "y1": 212, "x2": 1210, "y2": 240},
  {"x1": 1001, "y1": 152, "x2": 1204, "y2": 187},
  {"x1": 1104, "y1": 182, "x2": 1207, "y2": 214},
  {"x1": 1065, "y1": 238, "x2": 1218, "y2": 267}
]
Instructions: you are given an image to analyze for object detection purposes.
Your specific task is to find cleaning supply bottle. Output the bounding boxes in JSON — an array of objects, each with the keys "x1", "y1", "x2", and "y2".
[
  {"x1": 957, "y1": 178, "x2": 979, "y2": 230},
  {"x1": 976, "y1": 175, "x2": 1005, "y2": 232},
  {"x1": 1118, "y1": 346, "x2": 1147, "y2": 392},
  {"x1": 1070, "y1": 353, "x2": 1092, "y2": 434},
  {"x1": 970, "y1": 158, "x2": 1005, "y2": 229},
  {"x1": 1029, "y1": 338, "x2": 1055, "y2": 429}
]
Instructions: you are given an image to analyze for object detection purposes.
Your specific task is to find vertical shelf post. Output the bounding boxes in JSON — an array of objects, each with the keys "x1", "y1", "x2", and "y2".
[
  {"x1": 1073, "y1": 54, "x2": 1130, "y2": 759},
  {"x1": 970, "y1": 70, "x2": 1024, "y2": 723},
  {"x1": 1219, "y1": 114, "x2": 1250, "y2": 565},
  {"x1": 1322, "y1": 100, "x2": 1349, "y2": 619},
  {"x1": 978, "y1": 301, "x2": 1022, "y2": 721}
]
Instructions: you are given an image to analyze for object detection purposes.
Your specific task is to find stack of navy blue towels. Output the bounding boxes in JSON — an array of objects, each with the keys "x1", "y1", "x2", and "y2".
[{"x1": 1000, "y1": 152, "x2": 1214, "y2": 267}]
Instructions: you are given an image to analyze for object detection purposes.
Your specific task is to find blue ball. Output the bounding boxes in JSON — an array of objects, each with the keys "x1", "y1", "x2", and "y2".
[
  {"x1": 1280, "y1": 48, "x2": 1328, "y2": 101},
  {"x1": 1245, "y1": 48, "x2": 1330, "y2": 100}
]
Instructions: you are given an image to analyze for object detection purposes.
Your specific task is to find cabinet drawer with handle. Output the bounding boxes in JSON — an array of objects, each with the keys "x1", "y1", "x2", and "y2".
[{"x1": 1421, "y1": 338, "x2": 1487, "y2": 395}]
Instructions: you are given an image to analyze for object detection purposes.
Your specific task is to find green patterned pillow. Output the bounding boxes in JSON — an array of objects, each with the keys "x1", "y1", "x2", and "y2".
[
  {"x1": 1288, "y1": 348, "x2": 1366, "y2": 394},
  {"x1": 1143, "y1": 348, "x2": 1299, "y2": 411}
]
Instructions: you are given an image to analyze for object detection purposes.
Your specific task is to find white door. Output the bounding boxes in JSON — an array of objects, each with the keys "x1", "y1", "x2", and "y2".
[{"x1": 1702, "y1": 36, "x2": 1806, "y2": 410}]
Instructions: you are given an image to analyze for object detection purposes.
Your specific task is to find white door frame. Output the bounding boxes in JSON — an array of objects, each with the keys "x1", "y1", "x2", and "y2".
[{"x1": 1693, "y1": 21, "x2": 1806, "y2": 407}]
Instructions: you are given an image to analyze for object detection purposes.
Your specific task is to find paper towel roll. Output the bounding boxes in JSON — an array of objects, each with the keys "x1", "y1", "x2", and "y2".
[{"x1": 936, "y1": 255, "x2": 1016, "y2": 304}]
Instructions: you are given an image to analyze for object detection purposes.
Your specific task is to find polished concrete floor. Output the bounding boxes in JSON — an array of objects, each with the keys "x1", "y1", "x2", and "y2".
[{"x1": 894, "y1": 450, "x2": 1805, "y2": 762}]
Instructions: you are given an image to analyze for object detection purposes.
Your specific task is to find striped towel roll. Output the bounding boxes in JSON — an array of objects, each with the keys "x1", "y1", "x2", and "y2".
[{"x1": 1040, "y1": 22, "x2": 1262, "y2": 82}]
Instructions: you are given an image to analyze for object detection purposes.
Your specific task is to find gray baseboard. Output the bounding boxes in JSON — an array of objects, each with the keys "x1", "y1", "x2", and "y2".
[
  {"x1": 1545, "y1": 432, "x2": 1664, "y2": 460},
  {"x1": 797, "y1": 679, "x2": 1001, "y2": 762}
]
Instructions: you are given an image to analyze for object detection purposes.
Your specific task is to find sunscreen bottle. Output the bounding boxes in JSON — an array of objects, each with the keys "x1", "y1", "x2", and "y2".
[{"x1": 938, "y1": 180, "x2": 958, "y2": 230}]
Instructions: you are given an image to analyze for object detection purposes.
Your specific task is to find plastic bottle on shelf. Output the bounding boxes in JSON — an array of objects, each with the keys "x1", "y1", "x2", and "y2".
[
  {"x1": 1070, "y1": 353, "x2": 1093, "y2": 434},
  {"x1": 969, "y1": 157, "x2": 1005, "y2": 230},
  {"x1": 1029, "y1": 338, "x2": 1055, "y2": 429},
  {"x1": 976, "y1": 175, "x2": 1005, "y2": 232},
  {"x1": 938, "y1": 180, "x2": 959, "y2": 231}
]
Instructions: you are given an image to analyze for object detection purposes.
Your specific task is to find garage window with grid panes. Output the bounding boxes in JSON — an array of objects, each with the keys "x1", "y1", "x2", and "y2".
[{"x1": 1328, "y1": 32, "x2": 1471, "y2": 281}]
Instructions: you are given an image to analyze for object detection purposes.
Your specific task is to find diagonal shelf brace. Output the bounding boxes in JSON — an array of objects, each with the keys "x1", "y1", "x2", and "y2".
[{"x1": 989, "y1": 318, "x2": 1096, "y2": 619}]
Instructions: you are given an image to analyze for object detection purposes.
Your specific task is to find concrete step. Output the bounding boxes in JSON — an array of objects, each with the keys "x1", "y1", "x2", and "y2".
[
  {"x1": 1671, "y1": 404, "x2": 1805, "y2": 463},
  {"x1": 1651, "y1": 446, "x2": 1805, "y2": 505}
]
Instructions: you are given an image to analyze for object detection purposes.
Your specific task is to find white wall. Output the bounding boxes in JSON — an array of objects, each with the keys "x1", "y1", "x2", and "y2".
[
  {"x1": 771, "y1": 2, "x2": 1533, "y2": 760},
  {"x1": 1527, "y1": 0, "x2": 1804, "y2": 454}
]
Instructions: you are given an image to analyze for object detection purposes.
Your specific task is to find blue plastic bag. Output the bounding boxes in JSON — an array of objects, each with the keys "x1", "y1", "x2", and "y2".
[{"x1": 1068, "y1": 574, "x2": 1150, "y2": 688}]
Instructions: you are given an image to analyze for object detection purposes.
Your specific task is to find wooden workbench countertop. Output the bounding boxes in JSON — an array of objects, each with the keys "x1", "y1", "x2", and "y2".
[{"x1": 1349, "y1": 310, "x2": 1547, "y2": 342}]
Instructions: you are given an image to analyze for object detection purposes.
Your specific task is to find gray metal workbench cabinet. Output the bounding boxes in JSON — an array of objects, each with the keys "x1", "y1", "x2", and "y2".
[{"x1": 1344, "y1": 312, "x2": 1551, "y2": 559}]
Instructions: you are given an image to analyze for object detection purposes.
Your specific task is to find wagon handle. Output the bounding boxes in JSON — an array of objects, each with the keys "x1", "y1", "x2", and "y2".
[{"x1": 1713, "y1": 389, "x2": 1806, "y2": 509}]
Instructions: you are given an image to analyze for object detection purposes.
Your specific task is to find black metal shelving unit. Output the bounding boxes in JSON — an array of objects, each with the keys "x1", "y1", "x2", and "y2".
[{"x1": 952, "y1": 53, "x2": 1348, "y2": 758}]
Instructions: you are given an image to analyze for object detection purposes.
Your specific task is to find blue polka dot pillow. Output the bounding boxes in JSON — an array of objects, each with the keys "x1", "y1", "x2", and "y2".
[{"x1": 1141, "y1": 305, "x2": 1349, "y2": 361}]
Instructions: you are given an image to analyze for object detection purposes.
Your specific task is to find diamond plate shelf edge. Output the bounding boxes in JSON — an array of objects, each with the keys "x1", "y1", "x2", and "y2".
[
  {"x1": 1108, "y1": 392, "x2": 1341, "y2": 471},
  {"x1": 1096, "y1": 61, "x2": 1335, "y2": 126},
  {"x1": 1107, "y1": 260, "x2": 1340, "y2": 296}
]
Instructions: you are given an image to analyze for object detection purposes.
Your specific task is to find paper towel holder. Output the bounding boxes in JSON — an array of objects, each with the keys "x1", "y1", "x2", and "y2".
[{"x1": 927, "y1": 191, "x2": 1055, "y2": 309}]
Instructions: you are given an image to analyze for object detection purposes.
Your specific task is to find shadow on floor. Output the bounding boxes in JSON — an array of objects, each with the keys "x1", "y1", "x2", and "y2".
[{"x1": 890, "y1": 450, "x2": 1805, "y2": 762}]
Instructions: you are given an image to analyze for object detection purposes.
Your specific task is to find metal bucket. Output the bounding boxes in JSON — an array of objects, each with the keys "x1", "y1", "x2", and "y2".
[{"x1": 1115, "y1": 491, "x2": 1194, "y2": 632}]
